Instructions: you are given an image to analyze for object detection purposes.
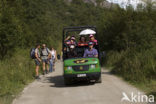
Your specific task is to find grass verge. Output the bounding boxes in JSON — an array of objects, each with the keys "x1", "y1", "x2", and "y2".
[
  {"x1": 0, "y1": 49, "x2": 35, "y2": 104},
  {"x1": 104, "y1": 48, "x2": 156, "y2": 99}
]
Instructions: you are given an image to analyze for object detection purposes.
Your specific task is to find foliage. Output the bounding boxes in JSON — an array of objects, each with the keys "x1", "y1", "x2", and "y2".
[
  {"x1": 0, "y1": 49, "x2": 35, "y2": 104},
  {"x1": 0, "y1": 0, "x2": 156, "y2": 103}
]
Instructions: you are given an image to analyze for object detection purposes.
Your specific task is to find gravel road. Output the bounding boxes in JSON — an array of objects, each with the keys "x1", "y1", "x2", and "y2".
[{"x1": 13, "y1": 61, "x2": 152, "y2": 104}]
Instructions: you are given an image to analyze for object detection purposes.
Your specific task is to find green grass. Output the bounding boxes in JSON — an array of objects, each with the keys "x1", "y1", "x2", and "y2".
[
  {"x1": 134, "y1": 80, "x2": 156, "y2": 97},
  {"x1": 0, "y1": 49, "x2": 35, "y2": 104}
]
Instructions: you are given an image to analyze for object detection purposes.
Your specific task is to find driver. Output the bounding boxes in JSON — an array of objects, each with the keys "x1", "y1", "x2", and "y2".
[{"x1": 83, "y1": 42, "x2": 98, "y2": 58}]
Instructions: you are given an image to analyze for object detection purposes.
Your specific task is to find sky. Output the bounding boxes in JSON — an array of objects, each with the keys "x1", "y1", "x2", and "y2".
[{"x1": 106, "y1": 0, "x2": 145, "y2": 9}]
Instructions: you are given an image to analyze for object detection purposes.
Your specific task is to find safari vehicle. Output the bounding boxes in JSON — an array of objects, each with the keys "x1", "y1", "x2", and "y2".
[{"x1": 63, "y1": 26, "x2": 102, "y2": 85}]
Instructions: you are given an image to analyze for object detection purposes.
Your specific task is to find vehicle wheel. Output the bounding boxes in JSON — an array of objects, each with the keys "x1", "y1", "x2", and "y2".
[{"x1": 96, "y1": 76, "x2": 102, "y2": 83}]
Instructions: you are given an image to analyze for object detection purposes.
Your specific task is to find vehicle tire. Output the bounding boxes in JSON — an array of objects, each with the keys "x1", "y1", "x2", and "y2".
[{"x1": 96, "y1": 76, "x2": 102, "y2": 83}]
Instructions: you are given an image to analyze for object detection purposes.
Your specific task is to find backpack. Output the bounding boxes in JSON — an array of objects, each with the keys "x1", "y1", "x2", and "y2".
[
  {"x1": 30, "y1": 48, "x2": 36, "y2": 59},
  {"x1": 40, "y1": 48, "x2": 49, "y2": 56}
]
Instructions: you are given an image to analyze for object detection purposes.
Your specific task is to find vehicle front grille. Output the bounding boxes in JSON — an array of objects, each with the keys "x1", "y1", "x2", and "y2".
[{"x1": 72, "y1": 65, "x2": 89, "y2": 71}]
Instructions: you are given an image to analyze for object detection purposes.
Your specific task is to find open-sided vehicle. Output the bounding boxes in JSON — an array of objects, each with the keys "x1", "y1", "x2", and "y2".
[{"x1": 63, "y1": 26, "x2": 102, "y2": 85}]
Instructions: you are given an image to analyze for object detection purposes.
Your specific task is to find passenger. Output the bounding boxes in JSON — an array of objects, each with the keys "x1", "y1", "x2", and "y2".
[
  {"x1": 83, "y1": 42, "x2": 98, "y2": 58},
  {"x1": 67, "y1": 45, "x2": 77, "y2": 58},
  {"x1": 70, "y1": 36, "x2": 77, "y2": 45},
  {"x1": 34, "y1": 44, "x2": 41, "y2": 79},
  {"x1": 65, "y1": 36, "x2": 77, "y2": 46},
  {"x1": 78, "y1": 36, "x2": 88, "y2": 46},
  {"x1": 41, "y1": 44, "x2": 50, "y2": 75},
  {"x1": 89, "y1": 34, "x2": 98, "y2": 45}
]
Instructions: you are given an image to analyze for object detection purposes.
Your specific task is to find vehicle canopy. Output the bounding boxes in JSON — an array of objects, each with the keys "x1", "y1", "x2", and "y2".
[{"x1": 62, "y1": 26, "x2": 101, "y2": 62}]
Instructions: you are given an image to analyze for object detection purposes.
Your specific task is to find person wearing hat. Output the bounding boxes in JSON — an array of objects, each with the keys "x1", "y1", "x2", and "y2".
[
  {"x1": 65, "y1": 36, "x2": 77, "y2": 46},
  {"x1": 83, "y1": 42, "x2": 98, "y2": 58},
  {"x1": 89, "y1": 34, "x2": 98, "y2": 45},
  {"x1": 67, "y1": 45, "x2": 77, "y2": 58}
]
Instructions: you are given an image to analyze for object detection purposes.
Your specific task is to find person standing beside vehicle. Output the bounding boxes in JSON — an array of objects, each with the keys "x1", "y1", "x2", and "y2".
[
  {"x1": 34, "y1": 44, "x2": 41, "y2": 79},
  {"x1": 48, "y1": 47, "x2": 56, "y2": 72},
  {"x1": 52, "y1": 48, "x2": 57, "y2": 71},
  {"x1": 41, "y1": 44, "x2": 50, "y2": 75}
]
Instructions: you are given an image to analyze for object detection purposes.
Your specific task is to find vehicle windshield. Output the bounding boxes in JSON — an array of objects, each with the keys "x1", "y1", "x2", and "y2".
[{"x1": 63, "y1": 34, "x2": 99, "y2": 60}]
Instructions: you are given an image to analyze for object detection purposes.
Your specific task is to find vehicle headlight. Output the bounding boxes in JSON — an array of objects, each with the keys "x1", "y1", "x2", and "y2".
[
  {"x1": 90, "y1": 65, "x2": 96, "y2": 69},
  {"x1": 67, "y1": 66, "x2": 72, "y2": 70}
]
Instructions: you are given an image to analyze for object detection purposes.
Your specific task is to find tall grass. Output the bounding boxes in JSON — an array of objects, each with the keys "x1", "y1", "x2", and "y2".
[
  {"x1": 105, "y1": 47, "x2": 156, "y2": 98},
  {"x1": 0, "y1": 49, "x2": 35, "y2": 104}
]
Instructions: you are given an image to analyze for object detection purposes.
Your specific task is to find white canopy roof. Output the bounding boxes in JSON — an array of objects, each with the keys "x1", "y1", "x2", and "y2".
[{"x1": 79, "y1": 29, "x2": 96, "y2": 35}]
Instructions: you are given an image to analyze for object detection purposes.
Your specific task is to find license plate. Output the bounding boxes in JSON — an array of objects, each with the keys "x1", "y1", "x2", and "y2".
[{"x1": 77, "y1": 74, "x2": 86, "y2": 77}]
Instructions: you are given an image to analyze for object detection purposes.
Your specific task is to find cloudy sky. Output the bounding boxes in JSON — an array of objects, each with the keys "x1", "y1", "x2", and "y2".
[{"x1": 106, "y1": 0, "x2": 144, "y2": 9}]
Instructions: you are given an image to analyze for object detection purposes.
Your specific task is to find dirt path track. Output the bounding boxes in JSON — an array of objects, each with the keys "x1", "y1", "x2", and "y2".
[{"x1": 13, "y1": 61, "x2": 149, "y2": 104}]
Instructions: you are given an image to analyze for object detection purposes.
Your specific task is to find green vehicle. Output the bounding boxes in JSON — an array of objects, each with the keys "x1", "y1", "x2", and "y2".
[{"x1": 63, "y1": 26, "x2": 102, "y2": 85}]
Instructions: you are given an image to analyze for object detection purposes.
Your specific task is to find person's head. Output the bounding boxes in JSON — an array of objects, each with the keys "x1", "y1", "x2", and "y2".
[
  {"x1": 50, "y1": 47, "x2": 54, "y2": 50},
  {"x1": 79, "y1": 36, "x2": 86, "y2": 42},
  {"x1": 42, "y1": 44, "x2": 46, "y2": 49},
  {"x1": 89, "y1": 34, "x2": 95, "y2": 41},
  {"x1": 70, "y1": 36, "x2": 75, "y2": 43},
  {"x1": 36, "y1": 44, "x2": 40, "y2": 49},
  {"x1": 88, "y1": 42, "x2": 94, "y2": 49}
]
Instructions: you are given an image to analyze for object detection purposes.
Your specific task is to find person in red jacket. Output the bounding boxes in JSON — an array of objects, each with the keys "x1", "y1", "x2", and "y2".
[{"x1": 78, "y1": 36, "x2": 88, "y2": 47}]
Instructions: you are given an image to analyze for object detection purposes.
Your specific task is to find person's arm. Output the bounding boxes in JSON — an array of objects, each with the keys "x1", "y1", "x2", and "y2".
[
  {"x1": 35, "y1": 50, "x2": 41, "y2": 62},
  {"x1": 47, "y1": 48, "x2": 50, "y2": 57},
  {"x1": 64, "y1": 36, "x2": 70, "y2": 41},
  {"x1": 94, "y1": 49, "x2": 98, "y2": 58},
  {"x1": 48, "y1": 52, "x2": 51, "y2": 60},
  {"x1": 55, "y1": 50, "x2": 57, "y2": 61},
  {"x1": 95, "y1": 54, "x2": 98, "y2": 58},
  {"x1": 83, "y1": 50, "x2": 87, "y2": 57}
]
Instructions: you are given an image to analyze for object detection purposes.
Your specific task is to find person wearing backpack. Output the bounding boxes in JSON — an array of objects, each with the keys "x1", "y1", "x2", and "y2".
[
  {"x1": 34, "y1": 44, "x2": 41, "y2": 79},
  {"x1": 41, "y1": 44, "x2": 50, "y2": 75}
]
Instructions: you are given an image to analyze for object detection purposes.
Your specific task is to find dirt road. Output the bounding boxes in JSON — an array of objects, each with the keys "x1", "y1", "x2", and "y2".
[{"x1": 13, "y1": 61, "x2": 150, "y2": 104}]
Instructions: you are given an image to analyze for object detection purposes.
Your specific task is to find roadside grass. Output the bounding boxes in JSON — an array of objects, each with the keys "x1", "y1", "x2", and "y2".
[
  {"x1": 133, "y1": 80, "x2": 156, "y2": 98},
  {"x1": 104, "y1": 48, "x2": 156, "y2": 99},
  {"x1": 0, "y1": 49, "x2": 35, "y2": 104}
]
